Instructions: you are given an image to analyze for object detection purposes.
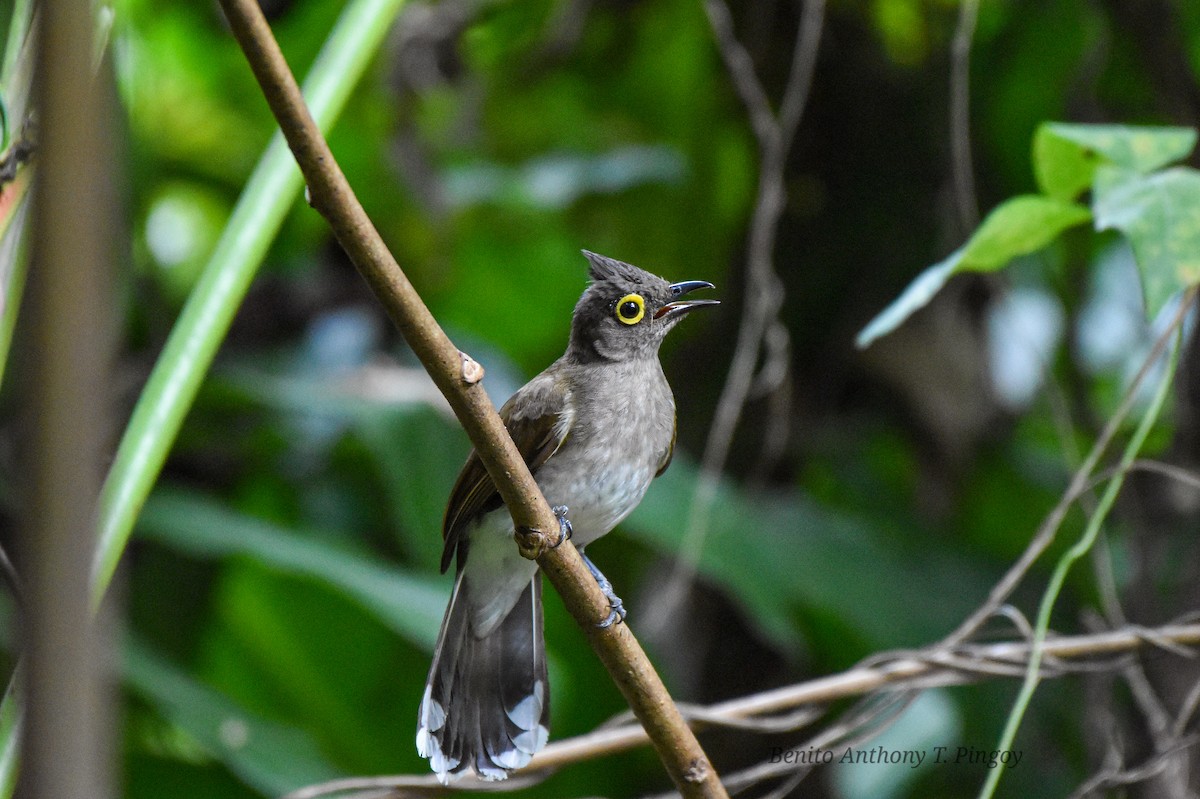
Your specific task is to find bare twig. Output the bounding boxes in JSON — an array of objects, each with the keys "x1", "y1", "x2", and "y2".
[
  {"x1": 1040, "y1": 308, "x2": 1196, "y2": 796},
  {"x1": 699, "y1": 691, "x2": 919, "y2": 799},
  {"x1": 1174, "y1": 674, "x2": 1200, "y2": 738},
  {"x1": 213, "y1": 1, "x2": 727, "y2": 796},
  {"x1": 1117, "y1": 458, "x2": 1200, "y2": 493},
  {"x1": 1066, "y1": 735, "x2": 1200, "y2": 799},
  {"x1": 941, "y1": 292, "x2": 1195, "y2": 647},
  {"x1": 1081, "y1": 610, "x2": 1194, "y2": 796},
  {"x1": 949, "y1": 0, "x2": 980, "y2": 235},
  {"x1": 700, "y1": 0, "x2": 822, "y2": 479},
  {"x1": 0, "y1": 540, "x2": 22, "y2": 607},
  {"x1": 284, "y1": 621, "x2": 1200, "y2": 799},
  {"x1": 980, "y1": 290, "x2": 1190, "y2": 799},
  {"x1": 645, "y1": 0, "x2": 825, "y2": 637},
  {"x1": 280, "y1": 773, "x2": 542, "y2": 799},
  {"x1": 1022, "y1": 246, "x2": 1197, "y2": 799}
]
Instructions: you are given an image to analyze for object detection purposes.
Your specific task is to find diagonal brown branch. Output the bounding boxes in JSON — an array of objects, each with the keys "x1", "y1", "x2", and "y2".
[{"x1": 213, "y1": 1, "x2": 727, "y2": 796}]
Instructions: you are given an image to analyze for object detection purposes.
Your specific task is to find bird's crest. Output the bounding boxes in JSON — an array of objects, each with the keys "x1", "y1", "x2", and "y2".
[{"x1": 581, "y1": 250, "x2": 654, "y2": 286}]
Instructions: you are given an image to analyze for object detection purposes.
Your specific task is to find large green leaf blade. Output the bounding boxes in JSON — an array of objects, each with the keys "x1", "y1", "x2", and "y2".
[
  {"x1": 1093, "y1": 166, "x2": 1200, "y2": 318},
  {"x1": 627, "y1": 458, "x2": 987, "y2": 653},
  {"x1": 124, "y1": 637, "x2": 346, "y2": 797},
  {"x1": 855, "y1": 252, "x2": 961, "y2": 349},
  {"x1": 138, "y1": 489, "x2": 447, "y2": 650},
  {"x1": 857, "y1": 195, "x2": 1088, "y2": 347},
  {"x1": 1033, "y1": 124, "x2": 1102, "y2": 201},
  {"x1": 959, "y1": 194, "x2": 1091, "y2": 271},
  {"x1": 0, "y1": 673, "x2": 19, "y2": 799},
  {"x1": 1034, "y1": 122, "x2": 1198, "y2": 200},
  {"x1": 93, "y1": 0, "x2": 411, "y2": 610}
]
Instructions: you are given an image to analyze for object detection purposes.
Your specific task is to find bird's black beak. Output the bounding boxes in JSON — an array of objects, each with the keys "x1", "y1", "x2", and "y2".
[{"x1": 655, "y1": 280, "x2": 719, "y2": 320}]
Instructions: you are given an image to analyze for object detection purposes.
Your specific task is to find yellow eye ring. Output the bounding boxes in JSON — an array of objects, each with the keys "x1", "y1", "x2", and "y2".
[{"x1": 614, "y1": 293, "x2": 645, "y2": 325}]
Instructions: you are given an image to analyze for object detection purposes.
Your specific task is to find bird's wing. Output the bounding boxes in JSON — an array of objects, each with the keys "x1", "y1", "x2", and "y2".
[
  {"x1": 655, "y1": 417, "x2": 677, "y2": 477},
  {"x1": 440, "y1": 371, "x2": 572, "y2": 573}
]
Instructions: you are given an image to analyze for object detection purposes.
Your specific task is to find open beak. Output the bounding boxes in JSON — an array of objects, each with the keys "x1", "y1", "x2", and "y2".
[{"x1": 654, "y1": 280, "x2": 719, "y2": 320}]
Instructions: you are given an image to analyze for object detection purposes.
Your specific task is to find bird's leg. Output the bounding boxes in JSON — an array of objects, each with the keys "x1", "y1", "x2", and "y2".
[
  {"x1": 579, "y1": 550, "x2": 626, "y2": 628},
  {"x1": 514, "y1": 505, "x2": 572, "y2": 559}
]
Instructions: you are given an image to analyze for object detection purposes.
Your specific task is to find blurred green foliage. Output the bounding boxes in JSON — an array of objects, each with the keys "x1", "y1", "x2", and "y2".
[{"x1": 2, "y1": 0, "x2": 1200, "y2": 797}]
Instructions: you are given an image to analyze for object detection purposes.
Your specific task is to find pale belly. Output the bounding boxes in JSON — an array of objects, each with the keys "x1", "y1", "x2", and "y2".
[
  {"x1": 461, "y1": 442, "x2": 657, "y2": 637},
  {"x1": 535, "y1": 446, "x2": 655, "y2": 548}
]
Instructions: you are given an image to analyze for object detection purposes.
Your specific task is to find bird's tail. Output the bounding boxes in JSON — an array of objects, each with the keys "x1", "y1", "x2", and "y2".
[{"x1": 416, "y1": 573, "x2": 549, "y2": 783}]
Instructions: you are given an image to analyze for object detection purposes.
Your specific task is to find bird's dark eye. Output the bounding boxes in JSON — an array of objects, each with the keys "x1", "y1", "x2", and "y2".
[{"x1": 615, "y1": 293, "x2": 645, "y2": 325}]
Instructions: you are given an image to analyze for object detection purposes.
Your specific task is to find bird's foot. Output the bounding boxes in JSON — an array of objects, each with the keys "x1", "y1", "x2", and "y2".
[
  {"x1": 515, "y1": 506, "x2": 573, "y2": 559},
  {"x1": 581, "y1": 552, "x2": 626, "y2": 628},
  {"x1": 550, "y1": 505, "x2": 573, "y2": 549}
]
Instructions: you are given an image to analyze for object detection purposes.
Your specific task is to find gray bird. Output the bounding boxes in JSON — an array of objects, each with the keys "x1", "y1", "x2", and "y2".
[{"x1": 416, "y1": 250, "x2": 718, "y2": 783}]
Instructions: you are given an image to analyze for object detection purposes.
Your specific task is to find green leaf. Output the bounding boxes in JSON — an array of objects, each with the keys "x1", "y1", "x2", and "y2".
[
  {"x1": 1093, "y1": 166, "x2": 1200, "y2": 318},
  {"x1": 137, "y1": 488, "x2": 447, "y2": 650},
  {"x1": 352, "y1": 408, "x2": 467, "y2": 570},
  {"x1": 626, "y1": 458, "x2": 988, "y2": 653},
  {"x1": 1033, "y1": 125, "x2": 1101, "y2": 201},
  {"x1": 0, "y1": 0, "x2": 33, "y2": 96},
  {"x1": 0, "y1": 671, "x2": 20, "y2": 799},
  {"x1": 0, "y1": 0, "x2": 35, "y2": 396},
  {"x1": 93, "y1": 0, "x2": 411, "y2": 611},
  {"x1": 201, "y1": 561, "x2": 413, "y2": 773},
  {"x1": 857, "y1": 195, "x2": 1089, "y2": 347},
  {"x1": 0, "y1": 188, "x2": 31, "y2": 391},
  {"x1": 123, "y1": 636, "x2": 345, "y2": 796},
  {"x1": 1034, "y1": 123, "x2": 1198, "y2": 200},
  {"x1": 855, "y1": 253, "x2": 958, "y2": 349},
  {"x1": 960, "y1": 195, "x2": 1091, "y2": 271}
]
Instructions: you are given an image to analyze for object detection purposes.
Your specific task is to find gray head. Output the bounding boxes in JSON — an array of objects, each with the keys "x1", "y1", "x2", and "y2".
[{"x1": 566, "y1": 251, "x2": 718, "y2": 363}]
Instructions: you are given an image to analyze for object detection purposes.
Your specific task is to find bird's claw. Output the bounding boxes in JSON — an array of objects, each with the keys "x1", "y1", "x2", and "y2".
[
  {"x1": 550, "y1": 505, "x2": 573, "y2": 549},
  {"x1": 598, "y1": 601, "x2": 627, "y2": 629}
]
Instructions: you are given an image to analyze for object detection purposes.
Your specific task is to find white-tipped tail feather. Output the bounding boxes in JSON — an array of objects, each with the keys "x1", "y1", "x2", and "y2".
[{"x1": 416, "y1": 573, "x2": 549, "y2": 783}]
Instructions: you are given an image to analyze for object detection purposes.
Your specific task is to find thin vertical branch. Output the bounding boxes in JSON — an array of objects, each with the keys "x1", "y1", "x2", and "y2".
[
  {"x1": 20, "y1": 0, "x2": 116, "y2": 797},
  {"x1": 949, "y1": 0, "x2": 980, "y2": 234},
  {"x1": 977, "y1": 291, "x2": 1193, "y2": 799},
  {"x1": 645, "y1": 0, "x2": 824, "y2": 635},
  {"x1": 778, "y1": 0, "x2": 824, "y2": 153}
]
